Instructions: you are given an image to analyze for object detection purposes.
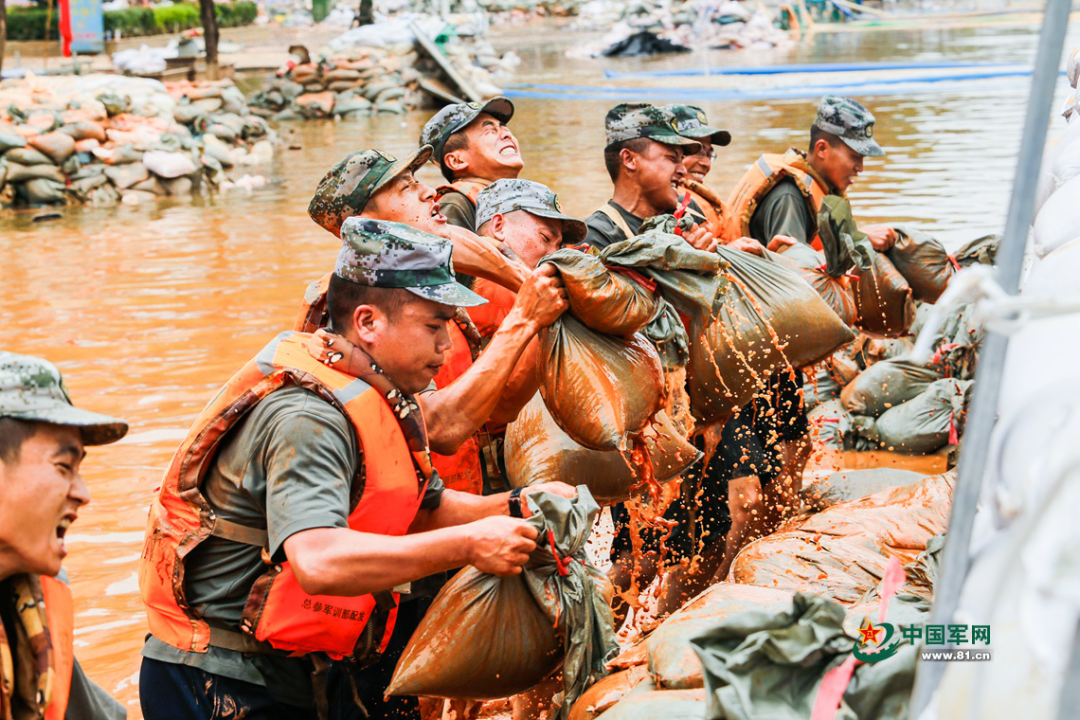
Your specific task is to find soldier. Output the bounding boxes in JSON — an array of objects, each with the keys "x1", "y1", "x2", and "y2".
[
  {"x1": 584, "y1": 102, "x2": 715, "y2": 252},
  {"x1": 138, "y1": 220, "x2": 575, "y2": 719},
  {"x1": 0, "y1": 352, "x2": 128, "y2": 720},
  {"x1": 419, "y1": 98, "x2": 522, "y2": 232}
]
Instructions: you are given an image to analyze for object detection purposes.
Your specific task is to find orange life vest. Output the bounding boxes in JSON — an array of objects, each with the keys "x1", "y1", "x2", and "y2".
[
  {"x1": 138, "y1": 331, "x2": 429, "y2": 660},
  {"x1": 684, "y1": 188, "x2": 726, "y2": 240},
  {"x1": 291, "y1": 273, "x2": 485, "y2": 495},
  {"x1": 726, "y1": 149, "x2": 831, "y2": 248},
  {"x1": 435, "y1": 180, "x2": 486, "y2": 205},
  {"x1": 41, "y1": 575, "x2": 74, "y2": 720},
  {"x1": 468, "y1": 277, "x2": 517, "y2": 339}
]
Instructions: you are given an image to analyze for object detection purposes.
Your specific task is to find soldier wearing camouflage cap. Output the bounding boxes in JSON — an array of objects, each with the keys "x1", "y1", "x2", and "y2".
[
  {"x1": 0, "y1": 352, "x2": 128, "y2": 720},
  {"x1": 139, "y1": 218, "x2": 573, "y2": 720},
  {"x1": 585, "y1": 102, "x2": 715, "y2": 252},
  {"x1": 418, "y1": 97, "x2": 522, "y2": 232},
  {"x1": 477, "y1": 179, "x2": 587, "y2": 258}
]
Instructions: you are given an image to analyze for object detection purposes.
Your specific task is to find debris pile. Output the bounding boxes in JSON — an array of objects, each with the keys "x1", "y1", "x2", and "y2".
[
  {"x1": 569, "y1": 0, "x2": 792, "y2": 58},
  {"x1": 248, "y1": 14, "x2": 519, "y2": 119},
  {"x1": 0, "y1": 74, "x2": 274, "y2": 208}
]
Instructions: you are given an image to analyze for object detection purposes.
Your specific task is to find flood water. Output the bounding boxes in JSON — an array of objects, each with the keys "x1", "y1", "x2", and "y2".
[{"x1": 1, "y1": 17, "x2": 1078, "y2": 714}]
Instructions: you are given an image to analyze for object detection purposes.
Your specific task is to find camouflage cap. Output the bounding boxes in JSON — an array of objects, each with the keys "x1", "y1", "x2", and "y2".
[
  {"x1": 475, "y1": 179, "x2": 587, "y2": 243},
  {"x1": 420, "y1": 97, "x2": 515, "y2": 165},
  {"x1": 604, "y1": 102, "x2": 702, "y2": 153},
  {"x1": 663, "y1": 104, "x2": 731, "y2": 147},
  {"x1": 308, "y1": 145, "x2": 433, "y2": 237},
  {"x1": 335, "y1": 218, "x2": 488, "y2": 307},
  {"x1": 813, "y1": 95, "x2": 885, "y2": 158},
  {"x1": 0, "y1": 352, "x2": 128, "y2": 446}
]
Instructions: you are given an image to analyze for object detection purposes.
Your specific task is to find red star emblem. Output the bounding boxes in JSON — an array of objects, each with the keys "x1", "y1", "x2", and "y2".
[{"x1": 858, "y1": 619, "x2": 883, "y2": 646}]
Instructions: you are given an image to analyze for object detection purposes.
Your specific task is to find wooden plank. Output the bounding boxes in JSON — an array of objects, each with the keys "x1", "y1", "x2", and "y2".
[
  {"x1": 408, "y1": 19, "x2": 484, "y2": 104},
  {"x1": 419, "y1": 78, "x2": 466, "y2": 105}
]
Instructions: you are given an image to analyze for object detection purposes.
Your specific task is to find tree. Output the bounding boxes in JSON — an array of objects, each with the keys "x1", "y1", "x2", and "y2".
[
  {"x1": 199, "y1": 0, "x2": 219, "y2": 80},
  {"x1": 356, "y1": 0, "x2": 373, "y2": 26}
]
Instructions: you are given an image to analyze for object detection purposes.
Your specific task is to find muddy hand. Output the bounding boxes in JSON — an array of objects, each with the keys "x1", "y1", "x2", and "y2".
[
  {"x1": 518, "y1": 482, "x2": 577, "y2": 518},
  {"x1": 766, "y1": 234, "x2": 797, "y2": 253},
  {"x1": 861, "y1": 224, "x2": 898, "y2": 252},
  {"x1": 307, "y1": 328, "x2": 354, "y2": 372},
  {"x1": 513, "y1": 264, "x2": 569, "y2": 330},
  {"x1": 683, "y1": 225, "x2": 718, "y2": 253},
  {"x1": 727, "y1": 236, "x2": 767, "y2": 256},
  {"x1": 468, "y1": 516, "x2": 539, "y2": 576}
]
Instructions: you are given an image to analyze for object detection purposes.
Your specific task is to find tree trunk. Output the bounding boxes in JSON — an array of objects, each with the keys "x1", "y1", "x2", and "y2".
[
  {"x1": 0, "y1": 0, "x2": 7, "y2": 77},
  {"x1": 356, "y1": 0, "x2": 373, "y2": 25},
  {"x1": 199, "y1": 0, "x2": 219, "y2": 80}
]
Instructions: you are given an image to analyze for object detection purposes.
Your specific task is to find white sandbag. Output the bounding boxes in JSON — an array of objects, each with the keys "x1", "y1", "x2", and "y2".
[
  {"x1": 143, "y1": 150, "x2": 197, "y2": 179},
  {"x1": 1032, "y1": 173, "x2": 1080, "y2": 258}
]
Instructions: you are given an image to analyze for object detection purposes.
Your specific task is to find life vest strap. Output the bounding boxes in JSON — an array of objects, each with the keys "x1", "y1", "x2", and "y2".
[
  {"x1": 208, "y1": 626, "x2": 276, "y2": 654},
  {"x1": 211, "y1": 517, "x2": 269, "y2": 548}
]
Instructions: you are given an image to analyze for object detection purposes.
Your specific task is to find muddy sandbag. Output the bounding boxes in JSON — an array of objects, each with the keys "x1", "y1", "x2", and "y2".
[
  {"x1": 0, "y1": 132, "x2": 27, "y2": 152},
  {"x1": 144, "y1": 150, "x2": 197, "y2": 179},
  {"x1": 6, "y1": 163, "x2": 65, "y2": 184},
  {"x1": 505, "y1": 394, "x2": 699, "y2": 504},
  {"x1": 104, "y1": 163, "x2": 149, "y2": 190},
  {"x1": 808, "y1": 399, "x2": 853, "y2": 451},
  {"x1": 729, "y1": 531, "x2": 889, "y2": 605},
  {"x1": 22, "y1": 178, "x2": 67, "y2": 205},
  {"x1": 295, "y1": 91, "x2": 336, "y2": 118},
  {"x1": 853, "y1": 251, "x2": 916, "y2": 338},
  {"x1": 598, "y1": 688, "x2": 706, "y2": 719},
  {"x1": 567, "y1": 665, "x2": 648, "y2": 720},
  {"x1": 841, "y1": 358, "x2": 943, "y2": 417},
  {"x1": 600, "y1": 233, "x2": 855, "y2": 424},
  {"x1": 792, "y1": 473, "x2": 954, "y2": 565},
  {"x1": 6, "y1": 146, "x2": 54, "y2": 166},
  {"x1": 68, "y1": 173, "x2": 110, "y2": 200},
  {"x1": 771, "y1": 242, "x2": 857, "y2": 326},
  {"x1": 29, "y1": 131, "x2": 76, "y2": 164},
  {"x1": 388, "y1": 488, "x2": 617, "y2": 715},
  {"x1": 952, "y1": 234, "x2": 999, "y2": 267},
  {"x1": 816, "y1": 195, "x2": 874, "y2": 276},
  {"x1": 539, "y1": 249, "x2": 657, "y2": 337},
  {"x1": 802, "y1": 363, "x2": 842, "y2": 411},
  {"x1": 539, "y1": 315, "x2": 664, "y2": 452},
  {"x1": 886, "y1": 226, "x2": 956, "y2": 303},
  {"x1": 865, "y1": 379, "x2": 971, "y2": 454},
  {"x1": 58, "y1": 120, "x2": 107, "y2": 143},
  {"x1": 800, "y1": 468, "x2": 926, "y2": 511},
  {"x1": 861, "y1": 336, "x2": 914, "y2": 366},
  {"x1": 647, "y1": 583, "x2": 794, "y2": 690}
]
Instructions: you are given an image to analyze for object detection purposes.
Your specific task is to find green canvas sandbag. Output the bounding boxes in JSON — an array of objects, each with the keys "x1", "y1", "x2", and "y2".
[
  {"x1": 539, "y1": 249, "x2": 658, "y2": 337},
  {"x1": 887, "y1": 225, "x2": 956, "y2": 303},
  {"x1": 800, "y1": 468, "x2": 926, "y2": 512},
  {"x1": 505, "y1": 394, "x2": 700, "y2": 504},
  {"x1": 853, "y1": 251, "x2": 916, "y2": 339},
  {"x1": 802, "y1": 363, "x2": 843, "y2": 411},
  {"x1": 952, "y1": 234, "x2": 999, "y2": 267},
  {"x1": 0, "y1": 131, "x2": 27, "y2": 153},
  {"x1": 387, "y1": 488, "x2": 618, "y2": 716},
  {"x1": 771, "y1": 242, "x2": 858, "y2": 327},
  {"x1": 863, "y1": 378, "x2": 972, "y2": 454},
  {"x1": 816, "y1": 196, "x2": 874, "y2": 277},
  {"x1": 22, "y1": 178, "x2": 67, "y2": 205},
  {"x1": 598, "y1": 688, "x2": 706, "y2": 719},
  {"x1": 841, "y1": 358, "x2": 943, "y2": 417}
]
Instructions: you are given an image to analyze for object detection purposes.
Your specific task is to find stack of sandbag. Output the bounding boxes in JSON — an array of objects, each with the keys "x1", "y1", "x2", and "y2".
[
  {"x1": 599, "y1": 231, "x2": 854, "y2": 425},
  {"x1": 0, "y1": 74, "x2": 274, "y2": 208},
  {"x1": 505, "y1": 394, "x2": 700, "y2": 504},
  {"x1": 855, "y1": 377, "x2": 973, "y2": 455},
  {"x1": 771, "y1": 241, "x2": 857, "y2": 327},
  {"x1": 387, "y1": 489, "x2": 617, "y2": 715},
  {"x1": 886, "y1": 225, "x2": 957, "y2": 303},
  {"x1": 801, "y1": 467, "x2": 926, "y2": 511}
]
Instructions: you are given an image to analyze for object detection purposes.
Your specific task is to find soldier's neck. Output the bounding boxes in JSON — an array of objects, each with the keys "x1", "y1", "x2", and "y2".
[{"x1": 611, "y1": 182, "x2": 661, "y2": 220}]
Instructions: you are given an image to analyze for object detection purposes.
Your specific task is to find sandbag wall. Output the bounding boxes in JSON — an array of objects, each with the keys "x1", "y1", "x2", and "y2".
[{"x1": 0, "y1": 74, "x2": 274, "y2": 208}]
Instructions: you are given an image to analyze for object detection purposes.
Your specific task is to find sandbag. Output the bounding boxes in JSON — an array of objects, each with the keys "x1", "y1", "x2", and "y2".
[
  {"x1": 598, "y1": 688, "x2": 706, "y2": 719},
  {"x1": 730, "y1": 531, "x2": 889, "y2": 605},
  {"x1": 861, "y1": 336, "x2": 914, "y2": 366},
  {"x1": 104, "y1": 163, "x2": 150, "y2": 190},
  {"x1": 505, "y1": 394, "x2": 699, "y2": 504},
  {"x1": 0, "y1": 132, "x2": 27, "y2": 152},
  {"x1": 29, "y1": 131, "x2": 76, "y2": 164},
  {"x1": 808, "y1": 399, "x2": 853, "y2": 451},
  {"x1": 841, "y1": 358, "x2": 943, "y2": 417},
  {"x1": 865, "y1": 378, "x2": 971, "y2": 454},
  {"x1": 567, "y1": 665, "x2": 648, "y2": 720},
  {"x1": 771, "y1": 242, "x2": 857, "y2": 326},
  {"x1": 6, "y1": 146, "x2": 54, "y2": 165},
  {"x1": 952, "y1": 234, "x2": 999, "y2": 267},
  {"x1": 852, "y1": 251, "x2": 916, "y2": 338},
  {"x1": 539, "y1": 315, "x2": 664, "y2": 451},
  {"x1": 539, "y1": 249, "x2": 657, "y2": 336},
  {"x1": 801, "y1": 468, "x2": 926, "y2": 511},
  {"x1": 802, "y1": 363, "x2": 842, "y2": 411},
  {"x1": 58, "y1": 120, "x2": 107, "y2": 142},
  {"x1": 792, "y1": 473, "x2": 954, "y2": 563},
  {"x1": 1034, "y1": 173, "x2": 1080, "y2": 258},
  {"x1": 646, "y1": 583, "x2": 794, "y2": 690},
  {"x1": 22, "y1": 178, "x2": 67, "y2": 205},
  {"x1": 887, "y1": 225, "x2": 956, "y2": 303},
  {"x1": 144, "y1": 150, "x2": 197, "y2": 178},
  {"x1": 295, "y1": 91, "x2": 336, "y2": 118},
  {"x1": 599, "y1": 233, "x2": 855, "y2": 424},
  {"x1": 388, "y1": 489, "x2": 617, "y2": 715},
  {"x1": 816, "y1": 195, "x2": 874, "y2": 276},
  {"x1": 5, "y1": 163, "x2": 65, "y2": 184}
]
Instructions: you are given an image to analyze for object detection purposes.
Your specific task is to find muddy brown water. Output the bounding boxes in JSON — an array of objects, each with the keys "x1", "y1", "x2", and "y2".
[{"x1": 1, "y1": 20, "x2": 1077, "y2": 714}]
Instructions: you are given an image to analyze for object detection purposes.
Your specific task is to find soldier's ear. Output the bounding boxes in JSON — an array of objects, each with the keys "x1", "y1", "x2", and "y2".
[
  {"x1": 490, "y1": 213, "x2": 506, "y2": 240},
  {"x1": 619, "y1": 147, "x2": 638, "y2": 173},
  {"x1": 352, "y1": 304, "x2": 383, "y2": 344},
  {"x1": 444, "y1": 150, "x2": 469, "y2": 175},
  {"x1": 811, "y1": 138, "x2": 831, "y2": 159}
]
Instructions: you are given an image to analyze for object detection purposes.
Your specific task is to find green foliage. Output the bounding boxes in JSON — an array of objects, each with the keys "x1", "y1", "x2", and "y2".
[{"x1": 5, "y1": 2, "x2": 258, "y2": 42}]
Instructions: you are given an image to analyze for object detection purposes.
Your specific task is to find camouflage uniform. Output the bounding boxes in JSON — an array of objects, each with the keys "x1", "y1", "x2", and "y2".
[
  {"x1": 475, "y1": 178, "x2": 587, "y2": 243},
  {"x1": 308, "y1": 146, "x2": 432, "y2": 237}
]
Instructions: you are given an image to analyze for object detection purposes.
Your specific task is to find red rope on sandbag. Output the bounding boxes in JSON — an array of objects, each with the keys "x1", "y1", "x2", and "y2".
[
  {"x1": 948, "y1": 254, "x2": 961, "y2": 272},
  {"x1": 930, "y1": 342, "x2": 960, "y2": 365},
  {"x1": 548, "y1": 530, "x2": 573, "y2": 577},
  {"x1": 672, "y1": 191, "x2": 692, "y2": 236},
  {"x1": 949, "y1": 410, "x2": 959, "y2": 445}
]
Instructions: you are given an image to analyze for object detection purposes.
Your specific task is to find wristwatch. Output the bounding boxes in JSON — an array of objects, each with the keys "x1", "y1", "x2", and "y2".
[{"x1": 508, "y1": 487, "x2": 523, "y2": 518}]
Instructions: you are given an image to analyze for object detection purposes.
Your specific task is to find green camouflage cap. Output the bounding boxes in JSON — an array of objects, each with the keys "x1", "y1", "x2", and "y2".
[
  {"x1": 475, "y1": 179, "x2": 587, "y2": 243},
  {"x1": 813, "y1": 95, "x2": 885, "y2": 158},
  {"x1": 308, "y1": 146, "x2": 433, "y2": 237},
  {"x1": 663, "y1": 104, "x2": 731, "y2": 147},
  {"x1": 420, "y1": 97, "x2": 515, "y2": 165},
  {"x1": 0, "y1": 352, "x2": 128, "y2": 446},
  {"x1": 604, "y1": 102, "x2": 702, "y2": 153},
  {"x1": 335, "y1": 218, "x2": 488, "y2": 307}
]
